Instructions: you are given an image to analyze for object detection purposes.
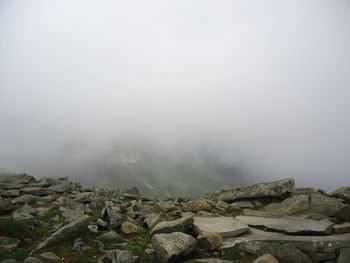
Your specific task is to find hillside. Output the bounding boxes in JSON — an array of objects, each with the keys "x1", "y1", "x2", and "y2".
[{"x1": 1, "y1": 174, "x2": 350, "y2": 263}]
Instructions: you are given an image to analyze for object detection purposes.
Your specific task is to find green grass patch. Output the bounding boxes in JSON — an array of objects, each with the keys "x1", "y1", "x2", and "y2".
[
  {"x1": 124, "y1": 243, "x2": 156, "y2": 263},
  {"x1": 0, "y1": 217, "x2": 30, "y2": 238},
  {"x1": 220, "y1": 247, "x2": 241, "y2": 261},
  {"x1": 45, "y1": 205, "x2": 61, "y2": 218}
]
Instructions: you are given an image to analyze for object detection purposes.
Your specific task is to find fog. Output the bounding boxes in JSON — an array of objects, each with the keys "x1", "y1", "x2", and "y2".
[{"x1": 1, "y1": 0, "x2": 350, "y2": 192}]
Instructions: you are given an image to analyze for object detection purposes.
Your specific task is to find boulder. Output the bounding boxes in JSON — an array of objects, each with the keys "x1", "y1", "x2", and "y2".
[
  {"x1": 0, "y1": 190, "x2": 20, "y2": 198},
  {"x1": 252, "y1": 254, "x2": 279, "y2": 263},
  {"x1": 37, "y1": 215, "x2": 90, "y2": 250},
  {"x1": 24, "y1": 258, "x2": 44, "y2": 263},
  {"x1": 151, "y1": 232, "x2": 197, "y2": 263},
  {"x1": 336, "y1": 205, "x2": 350, "y2": 222},
  {"x1": 236, "y1": 241, "x2": 312, "y2": 263},
  {"x1": 97, "y1": 218, "x2": 109, "y2": 229},
  {"x1": 307, "y1": 193, "x2": 345, "y2": 217},
  {"x1": 73, "y1": 237, "x2": 91, "y2": 252},
  {"x1": 0, "y1": 236, "x2": 20, "y2": 251},
  {"x1": 0, "y1": 173, "x2": 34, "y2": 183},
  {"x1": 96, "y1": 230, "x2": 121, "y2": 242},
  {"x1": 150, "y1": 216, "x2": 194, "y2": 236},
  {"x1": 39, "y1": 252, "x2": 59, "y2": 261},
  {"x1": 21, "y1": 187, "x2": 55, "y2": 196},
  {"x1": 264, "y1": 195, "x2": 309, "y2": 216},
  {"x1": 338, "y1": 248, "x2": 350, "y2": 263},
  {"x1": 154, "y1": 201, "x2": 176, "y2": 212},
  {"x1": 48, "y1": 180, "x2": 72, "y2": 193},
  {"x1": 197, "y1": 233, "x2": 222, "y2": 250},
  {"x1": 12, "y1": 204, "x2": 36, "y2": 219},
  {"x1": 333, "y1": 223, "x2": 350, "y2": 234},
  {"x1": 236, "y1": 216, "x2": 334, "y2": 235},
  {"x1": 97, "y1": 249, "x2": 136, "y2": 263},
  {"x1": 145, "y1": 213, "x2": 165, "y2": 229},
  {"x1": 193, "y1": 216, "x2": 249, "y2": 238},
  {"x1": 219, "y1": 178, "x2": 295, "y2": 202},
  {"x1": 183, "y1": 199, "x2": 213, "y2": 212},
  {"x1": 103, "y1": 203, "x2": 124, "y2": 228},
  {"x1": 12, "y1": 194, "x2": 37, "y2": 204},
  {"x1": 121, "y1": 221, "x2": 143, "y2": 234},
  {"x1": 331, "y1": 187, "x2": 350, "y2": 203}
]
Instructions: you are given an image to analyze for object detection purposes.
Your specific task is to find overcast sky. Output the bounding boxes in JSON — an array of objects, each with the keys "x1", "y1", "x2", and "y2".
[{"x1": 0, "y1": 0, "x2": 350, "y2": 190}]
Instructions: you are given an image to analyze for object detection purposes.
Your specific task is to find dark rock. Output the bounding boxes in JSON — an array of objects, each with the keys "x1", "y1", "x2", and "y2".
[{"x1": 219, "y1": 178, "x2": 295, "y2": 202}]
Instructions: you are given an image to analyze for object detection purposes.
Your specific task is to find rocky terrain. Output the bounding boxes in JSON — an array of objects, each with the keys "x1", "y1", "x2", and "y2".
[{"x1": 0, "y1": 174, "x2": 350, "y2": 263}]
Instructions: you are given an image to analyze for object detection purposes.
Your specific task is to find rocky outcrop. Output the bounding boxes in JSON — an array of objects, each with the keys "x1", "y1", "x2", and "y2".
[
  {"x1": 236, "y1": 216, "x2": 334, "y2": 235},
  {"x1": 151, "y1": 232, "x2": 197, "y2": 263},
  {"x1": 150, "y1": 216, "x2": 194, "y2": 236},
  {"x1": 37, "y1": 215, "x2": 91, "y2": 250},
  {"x1": 1, "y1": 173, "x2": 350, "y2": 263},
  {"x1": 331, "y1": 187, "x2": 350, "y2": 203},
  {"x1": 218, "y1": 178, "x2": 295, "y2": 202},
  {"x1": 193, "y1": 216, "x2": 249, "y2": 238}
]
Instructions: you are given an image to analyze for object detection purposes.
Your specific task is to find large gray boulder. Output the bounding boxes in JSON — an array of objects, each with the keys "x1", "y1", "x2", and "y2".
[
  {"x1": 21, "y1": 187, "x2": 55, "y2": 196},
  {"x1": 219, "y1": 178, "x2": 295, "y2": 202},
  {"x1": 331, "y1": 187, "x2": 350, "y2": 203},
  {"x1": 307, "y1": 192, "x2": 345, "y2": 217},
  {"x1": 151, "y1": 232, "x2": 197, "y2": 263},
  {"x1": 336, "y1": 205, "x2": 350, "y2": 222},
  {"x1": 338, "y1": 248, "x2": 350, "y2": 263},
  {"x1": 193, "y1": 216, "x2": 249, "y2": 238},
  {"x1": 150, "y1": 216, "x2": 194, "y2": 236},
  {"x1": 37, "y1": 215, "x2": 90, "y2": 250},
  {"x1": 236, "y1": 216, "x2": 334, "y2": 235}
]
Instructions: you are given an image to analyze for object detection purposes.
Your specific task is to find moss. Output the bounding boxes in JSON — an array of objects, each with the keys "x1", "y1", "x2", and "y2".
[
  {"x1": 88, "y1": 210, "x2": 102, "y2": 222},
  {"x1": 220, "y1": 247, "x2": 241, "y2": 261}
]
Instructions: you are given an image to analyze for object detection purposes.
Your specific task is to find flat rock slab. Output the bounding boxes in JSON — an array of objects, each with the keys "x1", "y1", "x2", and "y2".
[
  {"x1": 193, "y1": 216, "x2": 249, "y2": 238},
  {"x1": 221, "y1": 228, "x2": 350, "y2": 263},
  {"x1": 236, "y1": 215, "x2": 333, "y2": 235},
  {"x1": 219, "y1": 178, "x2": 295, "y2": 202}
]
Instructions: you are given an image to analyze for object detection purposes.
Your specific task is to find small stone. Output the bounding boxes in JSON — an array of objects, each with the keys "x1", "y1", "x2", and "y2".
[
  {"x1": 97, "y1": 218, "x2": 109, "y2": 228},
  {"x1": 121, "y1": 221, "x2": 143, "y2": 234},
  {"x1": 183, "y1": 199, "x2": 213, "y2": 212},
  {"x1": 0, "y1": 236, "x2": 20, "y2": 251},
  {"x1": 253, "y1": 254, "x2": 279, "y2": 263},
  {"x1": 40, "y1": 252, "x2": 59, "y2": 261},
  {"x1": 197, "y1": 233, "x2": 222, "y2": 250}
]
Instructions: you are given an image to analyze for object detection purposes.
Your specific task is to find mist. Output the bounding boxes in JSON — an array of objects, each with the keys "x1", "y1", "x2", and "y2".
[{"x1": 1, "y1": 0, "x2": 350, "y2": 193}]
